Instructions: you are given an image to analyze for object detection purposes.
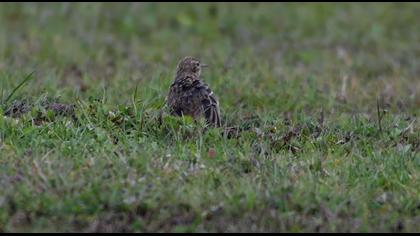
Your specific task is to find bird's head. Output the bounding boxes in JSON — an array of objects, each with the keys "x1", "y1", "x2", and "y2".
[{"x1": 175, "y1": 56, "x2": 207, "y2": 78}]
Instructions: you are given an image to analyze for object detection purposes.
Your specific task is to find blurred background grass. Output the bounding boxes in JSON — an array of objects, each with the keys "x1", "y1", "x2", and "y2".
[{"x1": 1, "y1": 3, "x2": 418, "y2": 117}]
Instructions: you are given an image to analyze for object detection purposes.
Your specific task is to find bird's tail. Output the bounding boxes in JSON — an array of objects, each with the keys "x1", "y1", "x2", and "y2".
[
  {"x1": 201, "y1": 87, "x2": 222, "y2": 128},
  {"x1": 205, "y1": 103, "x2": 221, "y2": 128}
]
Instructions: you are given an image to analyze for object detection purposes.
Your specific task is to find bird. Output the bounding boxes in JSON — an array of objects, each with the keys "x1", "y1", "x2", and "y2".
[{"x1": 166, "y1": 56, "x2": 221, "y2": 127}]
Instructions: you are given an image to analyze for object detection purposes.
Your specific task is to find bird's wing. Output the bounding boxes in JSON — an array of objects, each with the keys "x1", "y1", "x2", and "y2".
[
  {"x1": 195, "y1": 80, "x2": 221, "y2": 127},
  {"x1": 166, "y1": 82, "x2": 183, "y2": 116}
]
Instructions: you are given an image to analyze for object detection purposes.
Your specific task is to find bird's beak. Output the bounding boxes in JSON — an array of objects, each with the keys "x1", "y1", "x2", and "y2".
[{"x1": 201, "y1": 63, "x2": 208, "y2": 68}]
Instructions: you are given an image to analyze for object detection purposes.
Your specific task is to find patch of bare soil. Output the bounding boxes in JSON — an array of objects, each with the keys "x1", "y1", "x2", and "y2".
[{"x1": 3, "y1": 98, "x2": 76, "y2": 125}]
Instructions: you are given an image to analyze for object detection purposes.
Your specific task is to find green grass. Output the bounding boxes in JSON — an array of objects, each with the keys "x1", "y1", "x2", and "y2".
[{"x1": 0, "y1": 2, "x2": 419, "y2": 232}]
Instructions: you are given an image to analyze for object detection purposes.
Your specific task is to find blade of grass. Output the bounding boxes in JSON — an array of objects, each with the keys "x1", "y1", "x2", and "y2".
[
  {"x1": 132, "y1": 84, "x2": 138, "y2": 115},
  {"x1": 377, "y1": 97, "x2": 383, "y2": 133},
  {"x1": 3, "y1": 71, "x2": 35, "y2": 107},
  {"x1": 1, "y1": 85, "x2": 3, "y2": 106}
]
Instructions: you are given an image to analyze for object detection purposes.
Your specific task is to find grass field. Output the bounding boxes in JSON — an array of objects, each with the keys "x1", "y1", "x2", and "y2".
[{"x1": 0, "y1": 3, "x2": 419, "y2": 232}]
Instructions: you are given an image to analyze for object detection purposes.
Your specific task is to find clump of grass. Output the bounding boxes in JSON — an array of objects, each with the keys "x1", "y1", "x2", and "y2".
[{"x1": 1, "y1": 71, "x2": 34, "y2": 110}]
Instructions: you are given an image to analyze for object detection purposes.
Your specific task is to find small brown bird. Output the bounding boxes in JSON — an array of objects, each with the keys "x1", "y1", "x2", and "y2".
[{"x1": 166, "y1": 56, "x2": 221, "y2": 127}]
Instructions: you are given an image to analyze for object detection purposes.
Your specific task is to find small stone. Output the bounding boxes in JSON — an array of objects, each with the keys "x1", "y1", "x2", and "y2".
[{"x1": 207, "y1": 148, "x2": 216, "y2": 158}]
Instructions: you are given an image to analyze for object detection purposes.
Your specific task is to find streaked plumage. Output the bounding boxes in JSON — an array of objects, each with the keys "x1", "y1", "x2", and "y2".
[{"x1": 166, "y1": 56, "x2": 221, "y2": 127}]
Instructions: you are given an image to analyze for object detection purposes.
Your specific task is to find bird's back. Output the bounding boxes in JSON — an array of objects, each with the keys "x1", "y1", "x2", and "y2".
[{"x1": 167, "y1": 74, "x2": 221, "y2": 127}]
